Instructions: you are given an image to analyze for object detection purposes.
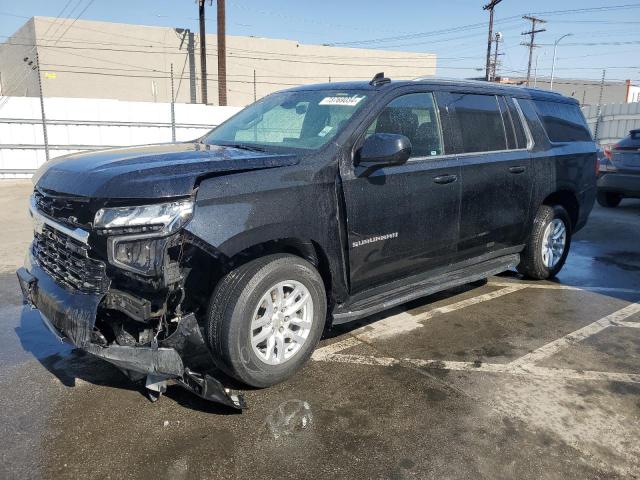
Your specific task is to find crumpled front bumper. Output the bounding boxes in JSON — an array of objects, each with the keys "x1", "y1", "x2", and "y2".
[{"x1": 17, "y1": 253, "x2": 245, "y2": 410}]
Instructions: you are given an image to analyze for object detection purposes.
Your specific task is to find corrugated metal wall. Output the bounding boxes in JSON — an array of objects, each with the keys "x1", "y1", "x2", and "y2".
[
  {"x1": 0, "y1": 96, "x2": 240, "y2": 178},
  {"x1": 583, "y1": 102, "x2": 640, "y2": 145}
]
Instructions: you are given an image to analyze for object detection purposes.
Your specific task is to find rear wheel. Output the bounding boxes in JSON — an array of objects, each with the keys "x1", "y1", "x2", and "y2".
[
  {"x1": 517, "y1": 205, "x2": 571, "y2": 280},
  {"x1": 597, "y1": 191, "x2": 622, "y2": 208},
  {"x1": 206, "y1": 254, "x2": 326, "y2": 388}
]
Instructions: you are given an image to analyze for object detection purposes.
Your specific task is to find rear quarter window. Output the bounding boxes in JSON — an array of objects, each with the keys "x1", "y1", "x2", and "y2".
[{"x1": 533, "y1": 100, "x2": 592, "y2": 143}]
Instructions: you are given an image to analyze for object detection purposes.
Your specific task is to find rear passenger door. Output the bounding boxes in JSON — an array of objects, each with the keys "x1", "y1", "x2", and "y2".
[{"x1": 442, "y1": 92, "x2": 532, "y2": 259}]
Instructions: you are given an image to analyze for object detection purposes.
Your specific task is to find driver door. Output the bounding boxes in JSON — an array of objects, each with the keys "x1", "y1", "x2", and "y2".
[{"x1": 340, "y1": 91, "x2": 462, "y2": 293}]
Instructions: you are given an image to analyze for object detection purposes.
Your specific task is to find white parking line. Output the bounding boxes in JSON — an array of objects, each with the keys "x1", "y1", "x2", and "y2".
[
  {"x1": 613, "y1": 321, "x2": 640, "y2": 328},
  {"x1": 509, "y1": 302, "x2": 640, "y2": 367},
  {"x1": 316, "y1": 354, "x2": 640, "y2": 384},
  {"x1": 351, "y1": 284, "x2": 528, "y2": 342},
  {"x1": 489, "y1": 280, "x2": 640, "y2": 295},
  {"x1": 314, "y1": 283, "x2": 640, "y2": 386},
  {"x1": 314, "y1": 284, "x2": 527, "y2": 359},
  {"x1": 311, "y1": 337, "x2": 362, "y2": 361}
]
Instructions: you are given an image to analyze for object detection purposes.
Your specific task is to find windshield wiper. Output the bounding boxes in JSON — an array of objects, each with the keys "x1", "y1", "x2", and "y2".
[{"x1": 218, "y1": 143, "x2": 268, "y2": 152}]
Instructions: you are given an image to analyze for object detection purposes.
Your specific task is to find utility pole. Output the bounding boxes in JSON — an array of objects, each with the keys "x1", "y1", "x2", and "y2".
[
  {"x1": 176, "y1": 28, "x2": 197, "y2": 103},
  {"x1": 25, "y1": 53, "x2": 49, "y2": 162},
  {"x1": 186, "y1": 30, "x2": 197, "y2": 103},
  {"x1": 521, "y1": 15, "x2": 546, "y2": 87},
  {"x1": 198, "y1": 0, "x2": 208, "y2": 104},
  {"x1": 491, "y1": 32, "x2": 502, "y2": 81},
  {"x1": 483, "y1": 0, "x2": 503, "y2": 82},
  {"x1": 594, "y1": 69, "x2": 606, "y2": 142},
  {"x1": 170, "y1": 63, "x2": 176, "y2": 142},
  {"x1": 217, "y1": 0, "x2": 227, "y2": 106}
]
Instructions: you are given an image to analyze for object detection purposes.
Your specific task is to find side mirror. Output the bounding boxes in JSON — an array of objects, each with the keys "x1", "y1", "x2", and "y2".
[{"x1": 357, "y1": 133, "x2": 411, "y2": 168}]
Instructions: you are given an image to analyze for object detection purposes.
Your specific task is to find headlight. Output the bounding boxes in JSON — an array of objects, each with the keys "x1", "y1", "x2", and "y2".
[
  {"x1": 107, "y1": 235, "x2": 166, "y2": 276},
  {"x1": 94, "y1": 199, "x2": 194, "y2": 235},
  {"x1": 95, "y1": 199, "x2": 194, "y2": 276}
]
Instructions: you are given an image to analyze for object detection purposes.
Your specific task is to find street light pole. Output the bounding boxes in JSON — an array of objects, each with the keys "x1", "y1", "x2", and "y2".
[{"x1": 550, "y1": 33, "x2": 572, "y2": 91}]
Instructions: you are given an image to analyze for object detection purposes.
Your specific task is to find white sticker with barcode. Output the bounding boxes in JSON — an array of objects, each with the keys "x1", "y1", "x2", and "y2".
[{"x1": 319, "y1": 95, "x2": 364, "y2": 106}]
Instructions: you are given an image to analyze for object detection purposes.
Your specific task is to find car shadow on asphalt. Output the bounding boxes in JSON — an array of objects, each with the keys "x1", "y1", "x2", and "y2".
[{"x1": 324, "y1": 279, "x2": 489, "y2": 339}]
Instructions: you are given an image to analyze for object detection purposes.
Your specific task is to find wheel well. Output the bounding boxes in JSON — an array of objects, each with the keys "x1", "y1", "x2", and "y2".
[
  {"x1": 182, "y1": 237, "x2": 333, "y2": 312},
  {"x1": 543, "y1": 190, "x2": 579, "y2": 229},
  {"x1": 228, "y1": 238, "x2": 333, "y2": 296}
]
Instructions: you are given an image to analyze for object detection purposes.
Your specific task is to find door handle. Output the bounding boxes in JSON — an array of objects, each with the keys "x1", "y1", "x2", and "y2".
[
  {"x1": 509, "y1": 166, "x2": 526, "y2": 174},
  {"x1": 433, "y1": 174, "x2": 458, "y2": 185}
]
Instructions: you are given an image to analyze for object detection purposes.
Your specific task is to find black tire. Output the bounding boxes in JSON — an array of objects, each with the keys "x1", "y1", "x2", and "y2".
[
  {"x1": 597, "y1": 191, "x2": 622, "y2": 208},
  {"x1": 206, "y1": 254, "x2": 327, "y2": 388},
  {"x1": 517, "y1": 205, "x2": 572, "y2": 280}
]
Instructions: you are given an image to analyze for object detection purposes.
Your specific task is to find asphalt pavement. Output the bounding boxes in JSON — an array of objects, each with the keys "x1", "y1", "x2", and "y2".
[{"x1": 1, "y1": 180, "x2": 639, "y2": 480}]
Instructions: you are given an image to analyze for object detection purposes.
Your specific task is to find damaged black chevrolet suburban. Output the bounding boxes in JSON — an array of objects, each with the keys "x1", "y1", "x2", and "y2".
[{"x1": 17, "y1": 75, "x2": 597, "y2": 408}]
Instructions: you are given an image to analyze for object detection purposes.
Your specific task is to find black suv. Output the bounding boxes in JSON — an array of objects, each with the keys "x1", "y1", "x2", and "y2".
[
  {"x1": 17, "y1": 75, "x2": 596, "y2": 407},
  {"x1": 597, "y1": 129, "x2": 640, "y2": 207}
]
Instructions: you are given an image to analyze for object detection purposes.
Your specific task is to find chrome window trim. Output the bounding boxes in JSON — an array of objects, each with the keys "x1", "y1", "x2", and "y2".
[
  {"x1": 29, "y1": 195, "x2": 90, "y2": 245},
  {"x1": 406, "y1": 146, "x2": 530, "y2": 164},
  {"x1": 406, "y1": 95, "x2": 533, "y2": 164},
  {"x1": 512, "y1": 98, "x2": 535, "y2": 151}
]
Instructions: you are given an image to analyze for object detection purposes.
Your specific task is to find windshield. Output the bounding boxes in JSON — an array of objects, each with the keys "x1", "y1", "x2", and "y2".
[{"x1": 202, "y1": 89, "x2": 369, "y2": 150}]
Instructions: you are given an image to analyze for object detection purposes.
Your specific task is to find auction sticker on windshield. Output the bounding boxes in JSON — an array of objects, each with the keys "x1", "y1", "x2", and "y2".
[{"x1": 319, "y1": 95, "x2": 365, "y2": 106}]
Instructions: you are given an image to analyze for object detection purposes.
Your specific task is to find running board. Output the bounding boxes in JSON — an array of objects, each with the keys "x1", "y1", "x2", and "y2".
[{"x1": 332, "y1": 253, "x2": 520, "y2": 324}]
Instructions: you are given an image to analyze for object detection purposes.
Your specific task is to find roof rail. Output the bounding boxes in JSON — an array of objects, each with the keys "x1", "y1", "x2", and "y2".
[
  {"x1": 412, "y1": 76, "x2": 492, "y2": 85},
  {"x1": 370, "y1": 72, "x2": 391, "y2": 86}
]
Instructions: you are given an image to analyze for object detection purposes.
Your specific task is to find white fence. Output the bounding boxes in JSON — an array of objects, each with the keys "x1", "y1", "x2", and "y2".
[
  {"x1": 0, "y1": 96, "x2": 241, "y2": 178},
  {"x1": 582, "y1": 102, "x2": 640, "y2": 146},
  {"x1": 5, "y1": 96, "x2": 638, "y2": 179}
]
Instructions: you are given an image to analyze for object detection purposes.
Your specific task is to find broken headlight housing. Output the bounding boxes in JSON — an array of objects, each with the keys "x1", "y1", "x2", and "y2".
[{"x1": 94, "y1": 200, "x2": 193, "y2": 276}]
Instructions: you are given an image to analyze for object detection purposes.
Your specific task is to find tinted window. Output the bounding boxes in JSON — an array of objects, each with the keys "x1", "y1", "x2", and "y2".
[
  {"x1": 366, "y1": 92, "x2": 444, "y2": 158},
  {"x1": 533, "y1": 100, "x2": 592, "y2": 142},
  {"x1": 449, "y1": 94, "x2": 507, "y2": 153}
]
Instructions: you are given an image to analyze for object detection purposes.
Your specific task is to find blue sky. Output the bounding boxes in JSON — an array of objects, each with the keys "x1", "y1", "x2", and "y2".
[{"x1": 1, "y1": 0, "x2": 639, "y2": 82}]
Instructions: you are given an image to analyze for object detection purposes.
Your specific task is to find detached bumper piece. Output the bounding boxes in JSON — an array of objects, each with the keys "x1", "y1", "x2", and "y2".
[{"x1": 17, "y1": 264, "x2": 245, "y2": 410}]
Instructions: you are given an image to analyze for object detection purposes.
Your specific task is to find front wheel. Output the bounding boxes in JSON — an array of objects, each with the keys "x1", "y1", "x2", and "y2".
[
  {"x1": 206, "y1": 254, "x2": 327, "y2": 388},
  {"x1": 597, "y1": 191, "x2": 622, "y2": 208},
  {"x1": 517, "y1": 205, "x2": 572, "y2": 280}
]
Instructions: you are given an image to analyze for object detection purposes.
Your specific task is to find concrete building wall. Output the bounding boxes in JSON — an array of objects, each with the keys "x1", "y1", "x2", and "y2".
[
  {"x1": 0, "y1": 17, "x2": 437, "y2": 107},
  {"x1": 0, "y1": 18, "x2": 39, "y2": 97}
]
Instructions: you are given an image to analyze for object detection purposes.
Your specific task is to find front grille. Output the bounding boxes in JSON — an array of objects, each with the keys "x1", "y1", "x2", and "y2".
[
  {"x1": 33, "y1": 189, "x2": 94, "y2": 227},
  {"x1": 33, "y1": 224, "x2": 109, "y2": 294}
]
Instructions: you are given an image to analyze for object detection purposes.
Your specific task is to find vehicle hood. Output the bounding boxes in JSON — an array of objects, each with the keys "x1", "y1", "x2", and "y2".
[{"x1": 33, "y1": 143, "x2": 299, "y2": 198}]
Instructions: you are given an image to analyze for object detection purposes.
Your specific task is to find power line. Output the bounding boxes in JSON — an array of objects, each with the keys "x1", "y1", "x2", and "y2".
[
  {"x1": 0, "y1": 1, "x2": 84, "y2": 107},
  {"x1": 323, "y1": 3, "x2": 640, "y2": 47},
  {"x1": 51, "y1": 0, "x2": 96, "y2": 45}
]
